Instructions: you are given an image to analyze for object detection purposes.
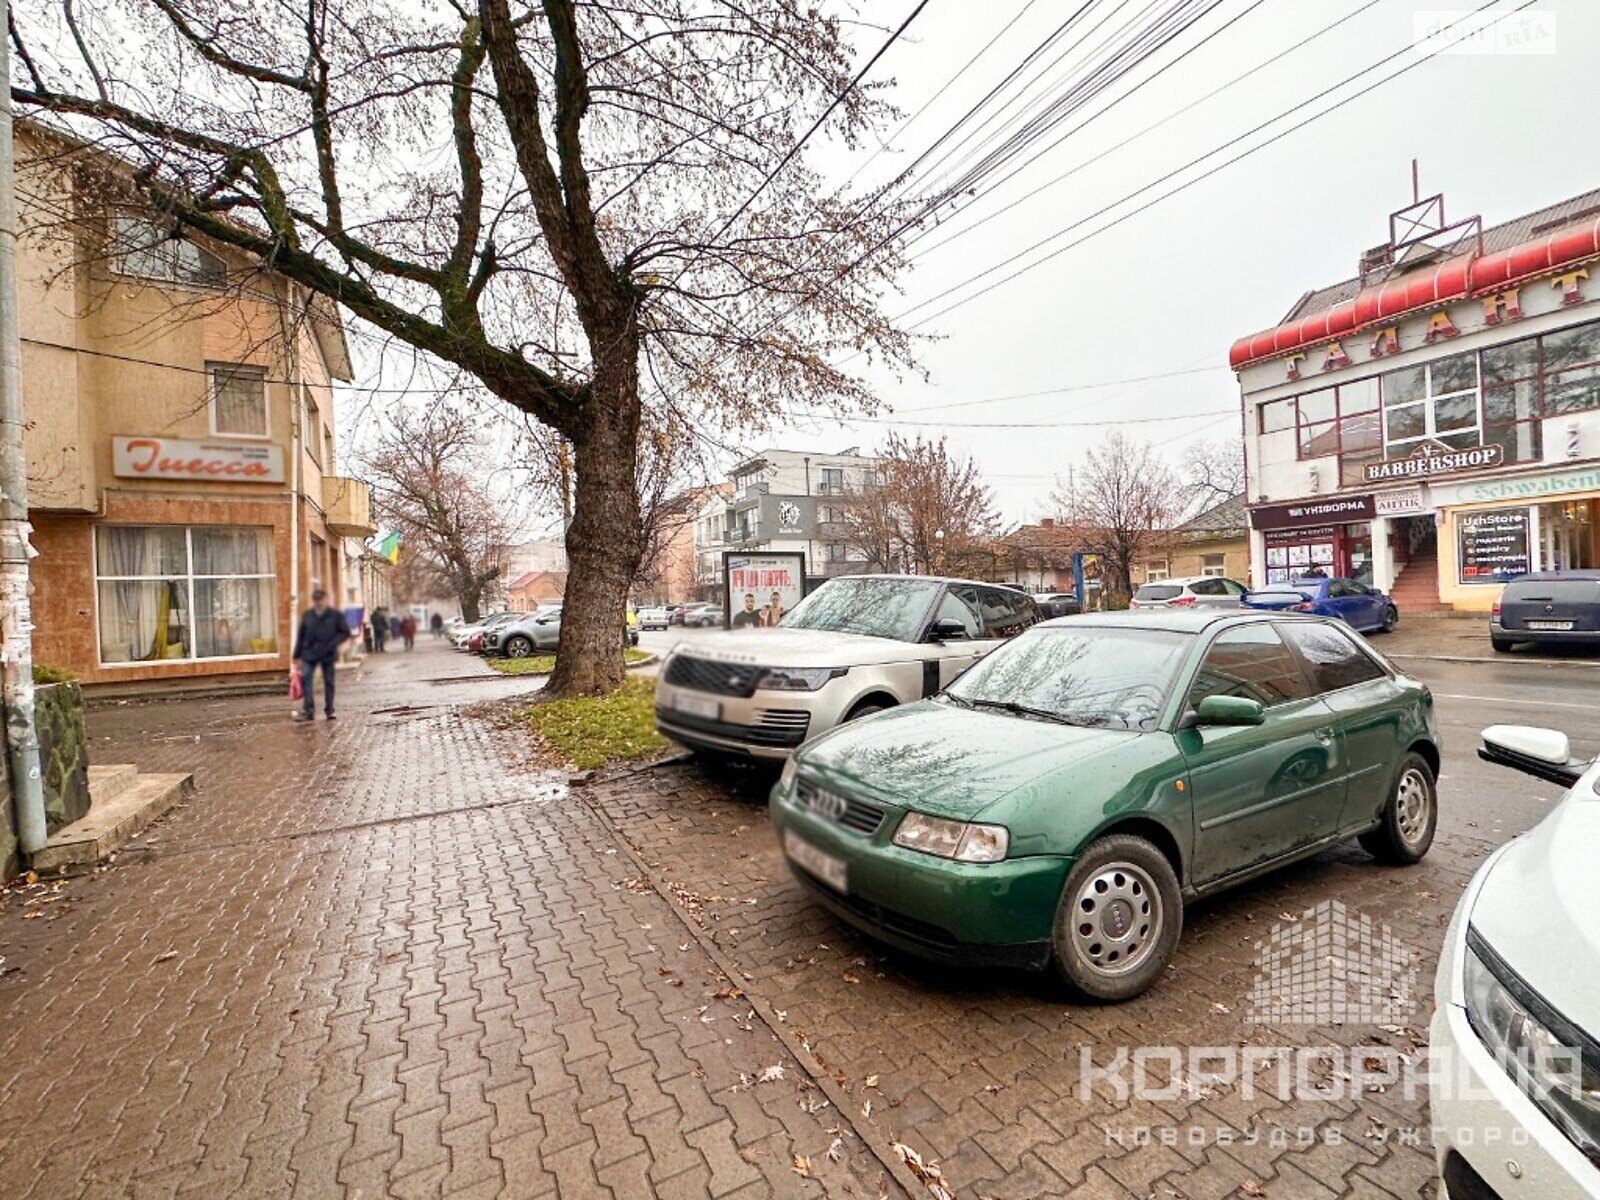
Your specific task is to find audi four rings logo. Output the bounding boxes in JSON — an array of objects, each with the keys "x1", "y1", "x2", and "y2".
[{"x1": 806, "y1": 790, "x2": 849, "y2": 820}]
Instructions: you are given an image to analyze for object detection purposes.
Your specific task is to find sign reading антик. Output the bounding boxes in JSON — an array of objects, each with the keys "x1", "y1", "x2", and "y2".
[{"x1": 112, "y1": 436, "x2": 286, "y2": 483}]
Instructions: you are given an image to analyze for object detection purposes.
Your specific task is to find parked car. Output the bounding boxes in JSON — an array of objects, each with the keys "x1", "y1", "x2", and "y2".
[
  {"x1": 485, "y1": 608, "x2": 563, "y2": 657},
  {"x1": 1242, "y1": 576, "x2": 1398, "y2": 633},
  {"x1": 638, "y1": 606, "x2": 672, "y2": 631},
  {"x1": 667, "y1": 604, "x2": 702, "y2": 626},
  {"x1": 655, "y1": 575, "x2": 1039, "y2": 760},
  {"x1": 684, "y1": 605, "x2": 723, "y2": 628},
  {"x1": 1490, "y1": 569, "x2": 1600, "y2": 652},
  {"x1": 1431, "y1": 724, "x2": 1599, "y2": 1198},
  {"x1": 1130, "y1": 576, "x2": 1249, "y2": 610},
  {"x1": 1031, "y1": 592, "x2": 1082, "y2": 619},
  {"x1": 463, "y1": 610, "x2": 528, "y2": 652},
  {"x1": 770, "y1": 609, "x2": 1440, "y2": 1001}
]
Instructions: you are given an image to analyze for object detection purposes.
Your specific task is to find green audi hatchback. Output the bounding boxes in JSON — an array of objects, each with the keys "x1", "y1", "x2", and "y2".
[{"x1": 769, "y1": 610, "x2": 1441, "y2": 1001}]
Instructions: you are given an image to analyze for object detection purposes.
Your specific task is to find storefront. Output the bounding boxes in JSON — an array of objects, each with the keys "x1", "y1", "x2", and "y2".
[
  {"x1": 1430, "y1": 463, "x2": 1600, "y2": 609},
  {"x1": 1233, "y1": 185, "x2": 1600, "y2": 610},
  {"x1": 1249, "y1": 496, "x2": 1375, "y2": 584}
]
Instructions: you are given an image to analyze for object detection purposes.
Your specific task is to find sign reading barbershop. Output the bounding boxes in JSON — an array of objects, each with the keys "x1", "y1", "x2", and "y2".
[{"x1": 1363, "y1": 440, "x2": 1502, "y2": 483}]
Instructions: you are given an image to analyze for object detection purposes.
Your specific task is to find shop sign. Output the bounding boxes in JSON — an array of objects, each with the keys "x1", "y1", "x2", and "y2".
[
  {"x1": 1432, "y1": 463, "x2": 1600, "y2": 507},
  {"x1": 112, "y1": 436, "x2": 285, "y2": 483},
  {"x1": 1457, "y1": 508, "x2": 1531, "y2": 584},
  {"x1": 1363, "y1": 440, "x2": 1502, "y2": 483},
  {"x1": 1250, "y1": 495, "x2": 1374, "y2": 531},
  {"x1": 1374, "y1": 486, "x2": 1431, "y2": 517}
]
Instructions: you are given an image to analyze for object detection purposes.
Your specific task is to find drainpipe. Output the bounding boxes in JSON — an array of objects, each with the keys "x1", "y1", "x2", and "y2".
[{"x1": 0, "y1": 8, "x2": 48, "y2": 855}]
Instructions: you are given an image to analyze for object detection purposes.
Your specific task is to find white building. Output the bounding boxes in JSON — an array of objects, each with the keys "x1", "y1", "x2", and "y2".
[{"x1": 1233, "y1": 187, "x2": 1600, "y2": 613}]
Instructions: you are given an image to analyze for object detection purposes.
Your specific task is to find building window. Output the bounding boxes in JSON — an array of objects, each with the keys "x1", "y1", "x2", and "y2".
[
  {"x1": 1145, "y1": 560, "x2": 1170, "y2": 582},
  {"x1": 825, "y1": 542, "x2": 845, "y2": 562},
  {"x1": 95, "y1": 526, "x2": 278, "y2": 664},
  {"x1": 1201, "y1": 553, "x2": 1227, "y2": 577},
  {"x1": 305, "y1": 392, "x2": 323, "y2": 465},
  {"x1": 210, "y1": 363, "x2": 268, "y2": 437},
  {"x1": 1381, "y1": 352, "x2": 1480, "y2": 457},
  {"x1": 111, "y1": 216, "x2": 226, "y2": 288}
]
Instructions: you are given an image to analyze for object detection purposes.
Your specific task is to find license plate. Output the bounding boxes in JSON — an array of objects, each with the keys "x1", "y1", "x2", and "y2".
[
  {"x1": 784, "y1": 830, "x2": 847, "y2": 893},
  {"x1": 669, "y1": 691, "x2": 721, "y2": 721},
  {"x1": 1526, "y1": 620, "x2": 1574, "y2": 631}
]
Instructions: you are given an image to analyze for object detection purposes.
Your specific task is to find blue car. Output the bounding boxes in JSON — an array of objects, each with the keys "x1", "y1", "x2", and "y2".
[{"x1": 1242, "y1": 575, "x2": 1398, "y2": 633}]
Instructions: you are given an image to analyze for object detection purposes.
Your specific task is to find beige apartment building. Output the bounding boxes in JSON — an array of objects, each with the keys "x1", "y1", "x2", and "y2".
[{"x1": 16, "y1": 122, "x2": 376, "y2": 688}]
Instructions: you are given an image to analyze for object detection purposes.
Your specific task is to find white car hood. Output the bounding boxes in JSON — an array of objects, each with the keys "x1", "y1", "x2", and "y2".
[
  {"x1": 667, "y1": 626, "x2": 927, "y2": 668},
  {"x1": 1468, "y1": 764, "x2": 1600, "y2": 1034}
]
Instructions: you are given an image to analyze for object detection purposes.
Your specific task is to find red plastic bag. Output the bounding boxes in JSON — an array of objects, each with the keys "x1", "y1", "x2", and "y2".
[{"x1": 288, "y1": 670, "x2": 303, "y2": 701}]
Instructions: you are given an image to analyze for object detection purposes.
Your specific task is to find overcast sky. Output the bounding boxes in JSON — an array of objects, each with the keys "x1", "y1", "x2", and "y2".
[{"x1": 752, "y1": 0, "x2": 1587, "y2": 524}]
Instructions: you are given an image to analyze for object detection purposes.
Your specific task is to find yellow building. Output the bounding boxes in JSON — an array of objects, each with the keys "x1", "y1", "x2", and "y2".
[{"x1": 16, "y1": 122, "x2": 376, "y2": 689}]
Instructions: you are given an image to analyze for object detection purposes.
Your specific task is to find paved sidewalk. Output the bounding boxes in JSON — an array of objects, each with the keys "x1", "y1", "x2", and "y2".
[
  {"x1": 1380, "y1": 612, "x2": 1600, "y2": 665},
  {"x1": 0, "y1": 644, "x2": 902, "y2": 1198}
]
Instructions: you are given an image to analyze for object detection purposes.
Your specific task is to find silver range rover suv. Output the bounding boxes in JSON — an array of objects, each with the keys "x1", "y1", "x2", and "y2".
[{"x1": 654, "y1": 575, "x2": 1040, "y2": 760}]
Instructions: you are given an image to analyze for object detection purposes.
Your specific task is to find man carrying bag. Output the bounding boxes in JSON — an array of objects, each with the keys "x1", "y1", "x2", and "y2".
[{"x1": 292, "y1": 588, "x2": 351, "y2": 721}]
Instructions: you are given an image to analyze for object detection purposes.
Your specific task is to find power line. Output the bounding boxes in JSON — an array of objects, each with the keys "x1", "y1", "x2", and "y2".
[
  {"x1": 886, "y1": 0, "x2": 1527, "y2": 336},
  {"x1": 831, "y1": 406, "x2": 1236, "y2": 430},
  {"x1": 694, "y1": 0, "x2": 935, "y2": 255}
]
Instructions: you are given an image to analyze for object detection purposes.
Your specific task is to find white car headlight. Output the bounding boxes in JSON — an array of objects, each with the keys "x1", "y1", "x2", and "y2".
[
  {"x1": 892, "y1": 812, "x2": 1009, "y2": 863},
  {"x1": 1464, "y1": 929, "x2": 1600, "y2": 1167},
  {"x1": 756, "y1": 666, "x2": 846, "y2": 692}
]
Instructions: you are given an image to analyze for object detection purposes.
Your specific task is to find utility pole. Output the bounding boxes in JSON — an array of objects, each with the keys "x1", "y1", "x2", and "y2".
[{"x1": 0, "y1": 0, "x2": 48, "y2": 857}]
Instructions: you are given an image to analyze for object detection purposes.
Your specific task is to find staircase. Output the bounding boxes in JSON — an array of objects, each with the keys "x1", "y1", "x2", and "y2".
[
  {"x1": 1388, "y1": 536, "x2": 1452, "y2": 616},
  {"x1": 33, "y1": 764, "x2": 195, "y2": 874}
]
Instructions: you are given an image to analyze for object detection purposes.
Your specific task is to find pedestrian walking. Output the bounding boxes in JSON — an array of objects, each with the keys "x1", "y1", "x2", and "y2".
[
  {"x1": 292, "y1": 587, "x2": 351, "y2": 722},
  {"x1": 370, "y1": 606, "x2": 389, "y2": 652},
  {"x1": 401, "y1": 615, "x2": 417, "y2": 650},
  {"x1": 389, "y1": 613, "x2": 403, "y2": 642},
  {"x1": 430, "y1": 612, "x2": 444, "y2": 639}
]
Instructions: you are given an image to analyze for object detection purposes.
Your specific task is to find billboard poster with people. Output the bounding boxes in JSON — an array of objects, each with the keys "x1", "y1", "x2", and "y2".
[{"x1": 723, "y1": 551, "x2": 807, "y2": 630}]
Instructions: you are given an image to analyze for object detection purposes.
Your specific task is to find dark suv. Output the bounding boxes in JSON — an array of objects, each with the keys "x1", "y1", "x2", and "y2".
[{"x1": 1490, "y1": 570, "x2": 1600, "y2": 652}]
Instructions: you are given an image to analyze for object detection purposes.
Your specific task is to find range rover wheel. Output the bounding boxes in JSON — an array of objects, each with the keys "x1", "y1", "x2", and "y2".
[
  {"x1": 504, "y1": 635, "x2": 533, "y2": 659},
  {"x1": 1051, "y1": 834, "x2": 1182, "y2": 1003},
  {"x1": 845, "y1": 700, "x2": 887, "y2": 722},
  {"x1": 1359, "y1": 751, "x2": 1437, "y2": 865}
]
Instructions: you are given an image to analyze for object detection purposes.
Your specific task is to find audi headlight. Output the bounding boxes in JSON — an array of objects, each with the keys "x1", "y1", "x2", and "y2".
[
  {"x1": 778, "y1": 756, "x2": 798, "y2": 793},
  {"x1": 756, "y1": 666, "x2": 846, "y2": 692},
  {"x1": 1464, "y1": 929, "x2": 1600, "y2": 1167},
  {"x1": 892, "y1": 813, "x2": 1009, "y2": 863}
]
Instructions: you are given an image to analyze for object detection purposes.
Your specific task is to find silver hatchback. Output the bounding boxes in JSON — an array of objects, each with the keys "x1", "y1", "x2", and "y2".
[{"x1": 1128, "y1": 575, "x2": 1248, "y2": 610}]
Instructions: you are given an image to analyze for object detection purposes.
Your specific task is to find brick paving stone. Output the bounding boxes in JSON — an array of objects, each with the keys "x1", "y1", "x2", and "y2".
[
  {"x1": 583, "y1": 750, "x2": 1493, "y2": 1200},
  {"x1": 0, "y1": 645, "x2": 905, "y2": 1198}
]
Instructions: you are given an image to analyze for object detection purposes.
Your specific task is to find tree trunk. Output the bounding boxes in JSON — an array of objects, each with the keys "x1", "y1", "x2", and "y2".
[
  {"x1": 459, "y1": 583, "x2": 484, "y2": 624},
  {"x1": 545, "y1": 334, "x2": 645, "y2": 697}
]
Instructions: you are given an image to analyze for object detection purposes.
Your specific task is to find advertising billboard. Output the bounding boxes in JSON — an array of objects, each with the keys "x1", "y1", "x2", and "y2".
[{"x1": 723, "y1": 551, "x2": 807, "y2": 630}]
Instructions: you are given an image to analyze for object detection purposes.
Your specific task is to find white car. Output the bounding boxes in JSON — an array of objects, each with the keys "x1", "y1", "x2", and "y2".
[
  {"x1": 1129, "y1": 575, "x2": 1249, "y2": 610},
  {"x1": 654, "y1": 575, "x2": 1039, "y2": 760},
  {"x1": 1431, "y1": 724, "x2": 1600, "y2": 1199},
  {"x1": 638, "y1": 606, "x2": 672, "y2": 631}
]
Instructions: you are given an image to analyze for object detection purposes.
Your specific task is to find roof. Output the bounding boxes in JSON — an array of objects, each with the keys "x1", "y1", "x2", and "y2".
[
  {"x1": 1039, "y1": 609, "x2": 1324, "y2": 634},
  {"x1": 1174, "y1": 493, "x2": 1247, "y2": 537},
  {"x1": 1287, "y1": 187, "x2": 1600, "y2": 322}
]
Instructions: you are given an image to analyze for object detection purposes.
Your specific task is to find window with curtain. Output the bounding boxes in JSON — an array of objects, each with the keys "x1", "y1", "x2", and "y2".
[
  {"x1": 96, "y1": 526, "x2": 277, "y2": 664},
  {"x1": 210, "y1": 364, "x2": 268, "y2": 437},
  {"x1": 111, "y1": 216, "x2": 226, "y2": 288}
]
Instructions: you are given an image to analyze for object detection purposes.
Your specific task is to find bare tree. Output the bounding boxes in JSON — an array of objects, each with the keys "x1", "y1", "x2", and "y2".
[
  {"x1": 367, "y1": 408, "x2": 520, "y2": 623},
  {"x1": 839, "y1": 434, "x2": 998, "y2": 575},
  {"x1": 1053, "y1": 434, "x2": 1182, "y2": 602},
  {"x1": 11, "y1": 0, "x2": 918, "y2": 694},
  {"x1": 1184, "y1": 437, "x2": 1246, "y2": 514}
]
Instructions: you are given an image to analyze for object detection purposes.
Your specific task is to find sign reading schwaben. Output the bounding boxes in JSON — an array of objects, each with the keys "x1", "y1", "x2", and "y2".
[
  {"x1": 1249, "y1": 495, "x2": 1374, "y2": 531},
  {"x1": 1363, "y1": 440, "x2": 1502, "y2": 483}
]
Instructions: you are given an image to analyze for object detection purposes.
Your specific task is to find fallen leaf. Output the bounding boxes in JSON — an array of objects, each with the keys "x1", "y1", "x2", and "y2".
[
  {"x1": 865, "y1": 1074, "x2": 880, "y2": 1089},
  {"x1": 1242, "y1": 1182, "x2": 1266, "y2": 1198},
  {"x1": 757, "y1": 1064, "x2": 786, "y2": 1083},
  {"x1": 842, "y1": 971, "x2": 861, "y2": 985},
  {"x1": 826, "y1": 1136, "x2": 843, "y2": 1162},
  {"x1": 792, "y1": 1154, "x2": 813, "y2": 1178},
  {"x1": 153, "y1": 951, "x2": 178, "y2": 964}
]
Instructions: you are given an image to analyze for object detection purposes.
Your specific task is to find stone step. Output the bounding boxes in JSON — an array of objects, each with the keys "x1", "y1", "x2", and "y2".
[
  {"x1": 87, "y1": 763, "x2": 140, "y2": 804},
  {"x1": 34, "y1": 772, "x2": 195, "y2": 874}
]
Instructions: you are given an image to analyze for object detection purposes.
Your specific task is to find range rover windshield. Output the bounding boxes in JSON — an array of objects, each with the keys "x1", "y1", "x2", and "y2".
[{"x1": 779, "y1": 577, "x2": 941, "y2": 642}]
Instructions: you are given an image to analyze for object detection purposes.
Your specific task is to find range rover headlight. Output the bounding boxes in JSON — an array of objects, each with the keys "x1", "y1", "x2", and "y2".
[
  {"x1": 755, "y1": 667, "x2": 846, "y2": 691},
  {"x1": 892, "y1": 813, "x2": 1009, "y2": 863},
  {"x1": 1463, "y1": 928, "x2": 1600, "y2": 1167}
]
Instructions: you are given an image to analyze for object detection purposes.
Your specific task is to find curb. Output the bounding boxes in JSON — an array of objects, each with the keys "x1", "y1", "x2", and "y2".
[
  {"x1": 1388, "y1": 651, "x2": 1600, "y2": 669},
  {"x1": 571, "y1": 779, "x2": 930, "y2": 1200}
]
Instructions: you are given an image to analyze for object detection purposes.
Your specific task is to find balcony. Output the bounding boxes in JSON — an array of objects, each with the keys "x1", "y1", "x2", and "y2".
[{"x1": 321, "y1": 475, "x2": 377, "y2": 537}]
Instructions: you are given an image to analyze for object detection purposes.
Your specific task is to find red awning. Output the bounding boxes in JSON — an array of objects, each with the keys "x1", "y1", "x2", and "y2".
[{"x1": 1229, "y1": 216, "x2": 1600, "y2": 370}]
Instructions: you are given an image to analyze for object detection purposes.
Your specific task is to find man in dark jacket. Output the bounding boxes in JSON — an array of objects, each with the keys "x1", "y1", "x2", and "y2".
[{"x1": 292, "y1": 588, "x2": 351, "y2": 721}]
